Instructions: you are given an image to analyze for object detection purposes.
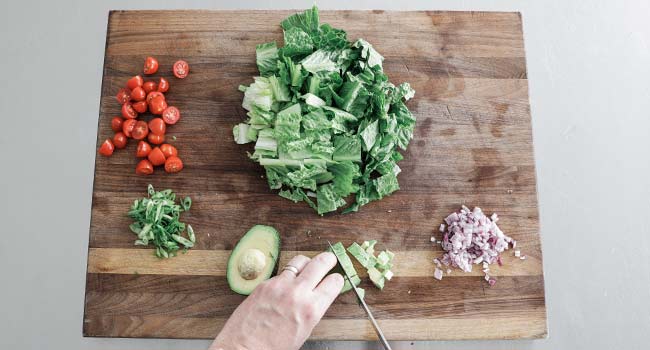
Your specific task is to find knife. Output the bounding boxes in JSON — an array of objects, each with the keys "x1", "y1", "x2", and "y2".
[{"x1": 327, "y1": 241, "x2": 393, "y2": 350}]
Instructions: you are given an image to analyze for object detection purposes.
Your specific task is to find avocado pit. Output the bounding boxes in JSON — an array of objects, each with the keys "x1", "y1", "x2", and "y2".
[{"x1": 237, "y1": 248, "x2": 267, "y2": 280}]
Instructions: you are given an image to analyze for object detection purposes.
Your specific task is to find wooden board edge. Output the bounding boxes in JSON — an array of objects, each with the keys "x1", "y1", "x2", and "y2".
[
  {"x1": 104, "y1": 9, "x2": 525, "y2": 16},
  {"x1": 511, "y1": 12, "x2": 548, "y2": 323}
]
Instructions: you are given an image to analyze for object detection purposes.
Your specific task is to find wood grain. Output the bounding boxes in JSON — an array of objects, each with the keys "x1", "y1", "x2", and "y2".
[
  {"x1": 83, "y1": 316, "x2": 547, "y2": 340},
  {"x1": 87, "y1": 248, "x2": 543, "y2": 277},
  {"x1": 84, "y1": 10, "x2": 546, "y2": 340},
  {"x1": 85, "y1": 274, "x2": 545, "y2": 320}
]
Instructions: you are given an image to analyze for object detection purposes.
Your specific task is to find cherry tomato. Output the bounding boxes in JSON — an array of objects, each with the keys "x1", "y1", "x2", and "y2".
[
  {"x1": 116, "y1": 88, "x2": 131, "y2": 104},
  {"x1": 157, "y1": 77, "x2": 169, "y2": 93},
  {"x1": 162, "y1": 106, "x2": 181, "y2": 125},
  {"x1": 148, "y1": 118, "x2": 166, "y2": 135},
  {"x1": 136, "y1": 159, "x2": 154, "y2": 175},
  {"x1": 143, "y1": 56, "x2": 159, "y2": 75},
  {"x1": 112, "y1": 132, "x2": 128, "y2": 149},
  {"x1": 121, "y1": 103, "x2": 138, "y2": 119},
  {"x1": 131, "y1": 120, "x2": 149, "y2": 140},
  {"x1": 149, "y1": 95, "x2": 167, "y2": 115},
  {"x1": 148, "y1": 133, "x2": 165, "y2": 145},
  {"x1": 146, "y1": 91, "x2": 164, "y2": 105},
  {"x1": 126, "y1": 75, "x2": 144, "y2": 90},
  {"x1": 122, "y1": 119, "x2": 137, "y2": 138},
  {"x1": 136, "y1": 141, "x2": 152, "y2": 158},
  {"x1": 148, "y1": 147, "x2": 166, "y2": 166},
  {"x1": 132, "y1": 101, "x2": 147, "y2": 113},
  {"x1": 143, "y1": 81, "x2": 157, "y2": 94},
  {"x1": 98, "y1": 139, "x2": 114, "y2": 157},
  {"x1": 173, "y1": 60, "x2": 189, "y2": 78},
  {"x1": 164, "y1": 156, "x2": 184, "y2": 173},
  {"x1": 111, "y1": 117, "x2": 124, "y2": 132},
  {"x1": 130, "y1": 86, "x2": 146, "y2": 101},
  {"x1": 160, "y1": 144, "x2": 178, "y2": 158}
]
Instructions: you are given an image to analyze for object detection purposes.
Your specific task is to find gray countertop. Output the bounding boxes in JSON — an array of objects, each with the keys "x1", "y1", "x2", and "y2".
[{"x1": 1, "y1": 0, "x2": 649, "y2": 349}]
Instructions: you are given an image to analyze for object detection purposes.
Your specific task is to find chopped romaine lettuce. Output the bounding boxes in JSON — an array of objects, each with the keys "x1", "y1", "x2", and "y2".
[{"x1": 234, "y1": 6, "x2": 416, "y2": 215}]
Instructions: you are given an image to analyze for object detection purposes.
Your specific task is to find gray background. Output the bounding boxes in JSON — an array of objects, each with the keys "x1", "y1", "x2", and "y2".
[{"x1": 1, "y1": 0, "x2": 649, "y2": 349}]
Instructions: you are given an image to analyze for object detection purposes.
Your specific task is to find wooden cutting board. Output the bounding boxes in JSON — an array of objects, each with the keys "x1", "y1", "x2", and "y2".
[{"x1": 84, "y1": 10, "x2": 546, "y2": 340}]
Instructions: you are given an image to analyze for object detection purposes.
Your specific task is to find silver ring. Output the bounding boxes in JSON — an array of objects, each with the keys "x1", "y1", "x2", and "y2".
[{"x1": 281, "y1": 265, "x2": 300, "y2": 276}]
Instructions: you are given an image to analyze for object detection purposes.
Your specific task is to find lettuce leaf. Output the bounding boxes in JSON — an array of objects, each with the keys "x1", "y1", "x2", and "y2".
[
  {"x1": 287, "y1": 164, "x2": 328, "y2": 191},
  {"x1": 329, "y1": 161, "x2": 360, "y2": 197},
  {"x1": 282, "y1": 27, "x2": 314, "y2": 57},
  {"x1": 274, "y1": 103, "x2": 302, "y2": 141},
  {"x1": 281, "y1": 5, "x2": 320, "y2": 34},
  {"x1": 233, "y1": 123, "x2": 257, "y2": 144},
  {"x1": 317, "y1": 183, "x2": 346, "y2": 215},
  {"x1": 374, "y1": 173, "x2": 400, "y2": 197},
  {"x1": 268, "y1": 75, "x2": 290, "y2": 102},
  {"x1": 332, "y1": 135, "x2": 361, "y2": 162},
  {"x1": 312, "y1": 23, "x2": 348, "y2": 51},
  {"x1": 360, "y1": 119, "x2": 379, "y2": 151},
  {"x1": 353, "y1": 39, "x2": 384, "y2": 69},
  {"x1": 256, "y1": 42, "x2": 279, "y2": 76},
  {"x1": 300, "y1": 50, "x2": 338, "y2": 74}
]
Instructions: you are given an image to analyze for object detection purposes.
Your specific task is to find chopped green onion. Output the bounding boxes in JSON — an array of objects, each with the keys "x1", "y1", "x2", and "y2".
[
  {"x1": 187, "y1": 225, "x2": 196, "y2": 243},
  {"x1": 128, "y1": 185, "x2": 195, "y2": 259},
  {"x1": 182, "y1": 197, "x2": 192, "y2": 211}
]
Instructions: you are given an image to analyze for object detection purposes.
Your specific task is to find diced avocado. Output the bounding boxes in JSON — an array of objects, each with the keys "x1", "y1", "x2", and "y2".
[
  {"x1": 329, "y1": 242, "x2": 358, "y2": 280},
  {"x1": 347, "y1": 242, "x2": 374, "y2": 268},
  {"x1": 330, "y1": 240, "x2": 396, "y2": 292},
  {"x1": 376, "y1": 251, "x2": 391, "y2": 266},
  {"x1": 227, "y1": 225, "x2": 280, "y2": 295},
  {"x1": 329, "y1": 242, "x2": 361, "y2": 294},
  {"x1": 340, "y1": 274, "x2": 361, "y2": 293},
  {"x1": 375, "y1": 249, "x2": 394, "y2": 271},
  {"x1": 368, "y1": 255, "x2": 378, "y2": 267},
  {"x1": 365, "y1": 240, "x2": 377, "y2": 255},
  {"x1": 376, "y1": 262, "x2": 393, "y2": 271},
  {"x1": 368, "y1": 266, "x2": 385, "y2": 290}
]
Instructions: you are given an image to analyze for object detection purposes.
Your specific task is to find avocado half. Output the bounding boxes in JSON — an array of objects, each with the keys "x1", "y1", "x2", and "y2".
[{"x1": 227, "y1": 225, "x2": 281, "y2": 295}]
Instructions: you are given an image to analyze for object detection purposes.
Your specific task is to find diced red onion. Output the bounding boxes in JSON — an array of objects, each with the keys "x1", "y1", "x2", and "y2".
[
  {"x1": 434, "y1": 267, "x2": 443, "y2": 280},
  {"x1": 433, "y1": 206, "x2": 516, "y2": 286}
]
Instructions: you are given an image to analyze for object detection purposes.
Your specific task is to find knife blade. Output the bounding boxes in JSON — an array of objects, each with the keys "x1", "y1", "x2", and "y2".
[{"x1": 327, "y1": 241, "x2": 392, "y2": 350}]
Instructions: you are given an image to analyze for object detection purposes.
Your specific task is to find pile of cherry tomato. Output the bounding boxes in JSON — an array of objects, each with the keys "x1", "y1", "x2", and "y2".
[{"x1": 98, "y1": 57, "x2": 190, "y2": 175}]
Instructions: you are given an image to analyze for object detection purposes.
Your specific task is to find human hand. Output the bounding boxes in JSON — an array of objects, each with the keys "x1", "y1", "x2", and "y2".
[{"x1": 209, "y1": 252, "x2": 344, "y2": 350}]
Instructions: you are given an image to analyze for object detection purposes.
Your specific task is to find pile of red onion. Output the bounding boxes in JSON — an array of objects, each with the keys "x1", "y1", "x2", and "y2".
[{"x1": 433, "y1": 206, "x2": 519, "y2": 285}]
